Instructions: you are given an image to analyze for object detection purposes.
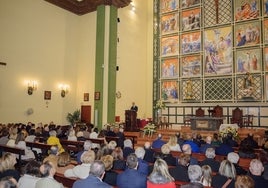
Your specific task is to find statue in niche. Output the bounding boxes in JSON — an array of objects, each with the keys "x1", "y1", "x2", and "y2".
[
  {"x1": 241, "y1": 72, "x2": 254, "y2": 98},
  {"x1": 185, "y1": 79, "x2": 193, "y2": 100}
]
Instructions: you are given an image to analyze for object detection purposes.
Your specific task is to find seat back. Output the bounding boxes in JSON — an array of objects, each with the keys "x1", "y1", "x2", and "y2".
[
  {"x1": 231, "y1": 107, "x2": 243, "y2": 127},
  {"x1": 196, "y1": 107, "x2": 205, "y2": 117}
]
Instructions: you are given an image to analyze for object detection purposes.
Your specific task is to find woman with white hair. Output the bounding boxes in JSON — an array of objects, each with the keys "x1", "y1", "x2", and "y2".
[
  {"x1": 212, "y1": 160, "x2": 236, "y2": 188},
  {"x1": 123, "y1": 139, "x2": 134, "y2": 158}
]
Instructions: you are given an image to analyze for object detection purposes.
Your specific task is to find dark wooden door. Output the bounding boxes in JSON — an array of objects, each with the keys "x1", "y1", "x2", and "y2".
[{"x1": 81, "y1": 105, "x2": 91, "y2": 123}]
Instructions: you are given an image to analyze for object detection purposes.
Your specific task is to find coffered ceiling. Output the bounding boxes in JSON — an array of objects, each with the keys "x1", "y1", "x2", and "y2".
[{"x1": 44, "y1": 0, "x2": 131, "y2": 15}]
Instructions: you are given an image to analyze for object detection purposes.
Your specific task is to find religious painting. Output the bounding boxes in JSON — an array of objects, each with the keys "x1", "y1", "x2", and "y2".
[
  {"x1": 234, "y1": 21, "x2": 261, "y2": 47},
  {"x1": 181, "y1": 8, "x2": 201, "y2": 31},
  {"x1": 161, "y1": 13, "x2": 179, "y2": 35},
  {"x1": 234, "y1": 0, "x2": 260, "y2": 21},
  {"x1": 161, "y1": 58, "x2": 178, "y2": 78},
  {"x1": 94, "y1": 92, "x2": 100, "y2": 100},
  {"x1": 264, "y1": 0, "x2": 268, "y2": 16},
  {"x1": 236, "y1": 48, "x2": 262, "y2": 73},
  {"x1": 265, "y1": 47, "x2": 268, "y2": 71},
  {"x1": 181, "y1": 31, "x2": 201, "y2": 54},
  {"x1": 44, "y1": 91, "x2": 51, "y2": 100},
  {"x1": 266, "y1": 74, "x2": 268, "y2": 100},
  {"x1": 181, "y1": 55, "x2": 201, "y2": 77},
  {"x1": 264, "y1": 19, "x2": 268, "y2": 44},
  {"x1": 204, "y1": 26, "x2": 232, "y2": 75},
  {"x1": 84, "y1": 93, "x2": 89, "y2": 101},
  {"x1": 203, "y1": 0, "x2": 232, "y2": 27},
  {"x1": 160, "y1": 0, "x2": 179, "y2": 13},
  {"x1": 161, "y1": 35, "x2": 179, "y2": 57},
  {"x1": 161, "y1": 80, "x2": 178, "y2": 100},
  {"x1": 181, "y1": 0, "x2": 200, "y2": 9}
]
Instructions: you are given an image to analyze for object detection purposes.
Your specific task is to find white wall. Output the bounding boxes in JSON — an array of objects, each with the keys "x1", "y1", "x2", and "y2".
[{"x1": 0, "y1": 0, "x2": 153, "y2": 125}]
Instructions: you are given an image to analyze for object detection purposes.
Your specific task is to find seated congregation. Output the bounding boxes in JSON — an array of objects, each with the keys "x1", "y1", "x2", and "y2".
[{"x1": 0, "y1": 122, "x2": 268, "y2": 188}]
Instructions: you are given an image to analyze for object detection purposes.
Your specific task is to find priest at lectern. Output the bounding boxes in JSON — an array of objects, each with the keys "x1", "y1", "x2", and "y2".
[{"x1": 130, "y1": 102, "x2": 138, "y2": 112}]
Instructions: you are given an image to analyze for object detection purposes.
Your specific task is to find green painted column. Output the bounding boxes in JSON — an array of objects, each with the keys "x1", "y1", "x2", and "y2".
[
  {"x1": 107, "y1": 6, "x2": 118, "y2": 124},
  {"x1": 94, "y1": 5, "x2": 105, "y2": 128},
  {"x1": 94, "y1": 5, "x2": 118, "y2": 128}
]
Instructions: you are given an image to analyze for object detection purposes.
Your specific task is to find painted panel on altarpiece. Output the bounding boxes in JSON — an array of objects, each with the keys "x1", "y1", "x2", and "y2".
[
  {"x1": 161, "y1": 35, "x2": 179, "y2": 57},
  {"x1": 234, "y1": 0, "x2": 260, "y2": 21},
  {"x1": 203, "y1": 0, "x2": 232, "y2": 28},
  {"x1": 181, "y1": 55, "x2": 201, "y2": 77},
  {"x1": 161, "y1": 13, "x2": 179, "y2": 35},
  {"x1": 161, "y1": 80, "x2": 179, "y2": 100},
  {"x1": 236, "y1": 48, "x2": 262, "y2": 74},
  {"x1": 204, "y1": 26, "x2": 232, "y2": 75},
  {"x1": 235, "y1": 21, "x2": 261, "y2": 48},
  {"x1": 181, "y1": 31, "x2": 201, "y2": 54},
  {"x1": 161, "y1": 58, "x2": 179, "y2": 78}
]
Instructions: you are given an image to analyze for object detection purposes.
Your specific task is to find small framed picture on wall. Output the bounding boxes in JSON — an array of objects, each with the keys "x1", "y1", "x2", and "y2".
[
  {"x1": 44, "y1": 91, "x2": 51, "y2": 100},
  {"x1": 84, "y1": 93, "x2": 89, "y2": 101},
  {"x1": 94, "y1": 92, "x2": 100, "y2": 100}
]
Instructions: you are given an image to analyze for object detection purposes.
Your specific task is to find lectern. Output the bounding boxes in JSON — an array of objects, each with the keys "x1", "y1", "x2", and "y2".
[{"x1": 125, "y1": 110, "x2": 138, "y2": 131}]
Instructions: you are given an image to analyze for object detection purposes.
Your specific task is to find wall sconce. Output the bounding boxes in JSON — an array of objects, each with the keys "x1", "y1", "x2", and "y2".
[
  {"x1": 27, "y1": 81, "x2": 37, "y2": 95},
  {"x1": 59, "y1": 84, "x2": 69, "y2": 97},
  {"x1": 130, "y1": 2, "x2": 136, "y2": 12}
]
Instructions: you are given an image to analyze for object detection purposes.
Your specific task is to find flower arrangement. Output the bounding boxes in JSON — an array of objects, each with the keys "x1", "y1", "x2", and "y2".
[
  {"x1": 143, "y1": 123, "x2": 157, "y2": 137},
  {"x1": 219, "y1": 126, "x2": 239, "y2": 140},
  {"x1": 154, "y1": 99, "x2": 166, "y2": 110}
]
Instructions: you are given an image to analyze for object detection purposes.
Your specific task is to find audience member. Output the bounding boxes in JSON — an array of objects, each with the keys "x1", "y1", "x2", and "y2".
[
  {"x1": 111, "y1": 147, "x2": 126, "y2": 170},
  {"x1": 215, "y1": 137, "x2": 234, "y2": 156},
  {"x1": 35, "y1": 161, "x2": 64, "y2": 188},
  {"x1": 238, "y1": 138, "x2": 257, "y2": 159},
  {"x1": 227, "y1": 152, "x2": 247, "y2": 175},
  {"x1": 67, "y1": 128, "x2": 77, "y2": 141},
  {"x1": 155, "y1": 144, "x2": 176, "y2": 166},
  {"x1": 64, "y1": 150, "x2": 95, "y2": 179},
  {"x1": 122, "y1": 139, "x2": 134, "y2": 159},
  {"x1": 43, "y1": 146, "x2": 59, "y2": 168},
  {"x1": 200, "y1": 165, "x2": 212, "y2": 187},
  {"x1": 175, "y1": 132, "x2": 185, "y2": 147},
  {"x1": 56, "y1": 152, "x2": 75, "y2": 174},
  {"x1": 248, "y1": 159, "x2": 268, "y2": 188},
  {"x1": 0, "y1": 153, "x2": 20, "y2": 182},
  {"x1": 76, "y1": 140, "x2": 92, "y2": 163},
  {"x1": 116, "y1": 128, "x2": 125, "y2": 149},
  {"x1": 133, "y1": 147, "x2": 148, "y2": 176},
  {"x1": 0, "y1": 176, "x2": 17, "y2": 188},
  {"x1": 116, "y1": 153, "x2": 147, "y2": 188},
  {"x1": 96, "y1": 144, "x2": 112, "y2": 160},
  {"x1": 47, "y1": 130, "x2": 64, "y2": 153},
  {"x1": 0, "y1": 128, "x2": 9, "y2": 145},
  {"x1": 15, "y1": 132, "x2": 35, "y2": 160},
  {"x1": 152, "y1": 134, "x2": 166, "y2": 149},
  {"x1": 167, "y1": 135, "x2": 182, "y2": 152},
  {"x1": 211, "y1": 133, "x2": 221, "y2": 147},
  {"x1": 143, "y1": 142, "x2": 155, "y2": 163},
  {"x1": 182, "y1": 144, "x2": 198, "y2": 165},
  {"x1": 212, "y1": 160, "x2": 236, "y2": 188},
  {"x1": 258, "y1": 150, "x2": 268, "y2": 180},
  {"x1": 181, "y1": 165, "x2": 203, "y2": 188},
  {"x1": 241, "y1": 134, "x2": 258, "y2": 149},
  {"x1": 108, "y1": 140, "x2": 117, "y2": 151},
  {"x1": 235, "y1": 175, "x2": 254, "y2": 188},
  {"x1": 105, "y1": 126, "x2": 117, "y2": 137},
  {"x1": 17, "y1": 160, "x2": 41, "y2": 188},
  {"x1": 183, "y1": 134, "x2": 200, "y2": 153},
  {"x1": 199, "y1": 147, "x2": 220, "y2": 173},
  {"x1": 101, "y1": 155, "x2": 117, "y2": 186},
  {"x1": 199, "y1": 136, "x2": 212, "y2": 154},
  {"x1": 72, "y1": 160, "x2": 112, "y2": 188},
  {"x1": 147, "y1": 158, "x2": 176, "y2": 188},
  {"x1": 193, "y1": 133, "x2": 205, "y2": 148},
  {"x1": 169, "y1": 153, "x2": 190, "y2": 182}
]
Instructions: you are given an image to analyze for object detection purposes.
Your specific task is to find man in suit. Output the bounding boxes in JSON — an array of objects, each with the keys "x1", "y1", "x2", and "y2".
[
  {"x1": 116, "y1": 153, "x2": 147, "y2": 188},
  {"x1": 35, "y1": 161, "x2": 64, "y2": 188},
  {"x1": 130, "y1": 102, "x2": 138, "y2": 112},
  {"x1": 72, "y1": 160, "x2": 112, "y2": 188},
  {"x1": 199, "y1": 147, "x2": 220, "y2": 173}
]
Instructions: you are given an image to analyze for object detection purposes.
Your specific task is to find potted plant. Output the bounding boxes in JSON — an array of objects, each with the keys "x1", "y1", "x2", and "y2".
[{"x1": 66, "y1": 109, "x2": 81, "y2": 126}]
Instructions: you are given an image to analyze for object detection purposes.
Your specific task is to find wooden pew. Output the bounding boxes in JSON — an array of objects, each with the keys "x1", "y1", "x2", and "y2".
[
  {"x1": 0, "y1": 144, "x2": 25, "y2": 169},
  {"x1": 87, "y1": 138, "x2": 105, "y2": 145},
  {"x1": 54, "y1": 172, "x2": 77, "y2": 188},
  {"x1": 60, "y1": 140, "x2": 84, "y2": 152}
]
